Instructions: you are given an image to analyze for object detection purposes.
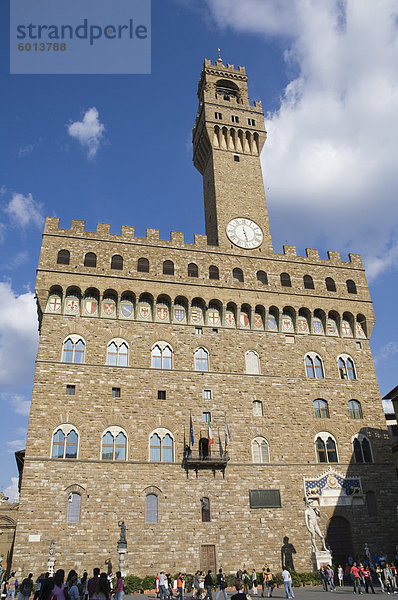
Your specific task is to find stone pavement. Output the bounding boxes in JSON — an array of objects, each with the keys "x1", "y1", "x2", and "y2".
[{"x1": 125, "y1": 587, "x2": 387, "y2": 600}]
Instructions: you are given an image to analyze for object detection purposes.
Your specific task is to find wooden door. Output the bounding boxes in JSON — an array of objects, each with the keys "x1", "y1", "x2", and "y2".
[{"x1": 200, "y1": 544, "x2": 216, "y2": 573}]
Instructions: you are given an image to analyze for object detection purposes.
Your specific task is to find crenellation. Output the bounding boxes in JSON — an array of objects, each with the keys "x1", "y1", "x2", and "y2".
[
  {"x1": 283, "y1": 245, "x2": 297, "y2": 257},
  {"x1": 121, "y1": 225, "x2": 135, "y2": 237},
  {"x1": 96, "y1": 222, "x2": 111, "y2": 235},
  {"x1": 170, "y1": 231, "x2": 184, "y2": 245},
  {"x1": 70, "y1": 219, "x2": 85, "y2": 233},
  {"x1": 348, "y1": 253, "x2": 363, "y2": 268},
  {"x1": 305, "y1": 248, "x2": 320, "y2": 259},
  {"x1": 146, "y1": 228, "x2": 159, "y2": 241},
  {"x1": 327, "y1": 251, "x2": 342, "y2": 263}
]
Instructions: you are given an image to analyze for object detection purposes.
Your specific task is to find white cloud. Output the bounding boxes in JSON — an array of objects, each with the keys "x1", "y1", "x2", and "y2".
[
  {"x1": 5, "y1": 192, "x2": 44, "y2": 229},
  {"x1": 6, "y1": 438, "x2": 26, "y2": 452},
  {"x1": 204, "y1": 0, "x2": 398, "y2": 278},
  {"x1": 3, "y1": 477, "x2": 19, "y2": 502},
  {"x1": 18, "y1": 144, "x2": 34, "y2": 158},
  {"x1": 9, "y1": 394, "x2": 31, "y2": 416},
  {"x1": 377, "y1": 341, "x2": 398, "y2": 363},
  {"x1": 67, "y1": 107, "x2": 105, "y2": 160},
  {"x1": 0, "y1": 281, "x2": 39, "y2": 388}
]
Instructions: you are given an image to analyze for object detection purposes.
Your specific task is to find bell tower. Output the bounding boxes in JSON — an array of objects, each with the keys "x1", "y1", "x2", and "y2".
[{"x1": 193, "y1": 56, "x2": 272, "y2": 253}]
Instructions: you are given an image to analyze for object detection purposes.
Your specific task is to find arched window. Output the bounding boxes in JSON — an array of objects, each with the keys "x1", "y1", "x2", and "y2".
[
  {"x1": 209, "y1": 265, "x2": 219, "y2": 280},
  {"x1": 146, "y1": 493, "x2": 158, "y2": 523},
  {"x1": 348, "y1": 400, "x2": 362, "y2": 419},
  {"x1": 347, "y1": 279, "x2": 357, "y2": 294},
  {"x1": 201, "y1": 497, "x2": 211, "y2": 522},
  {"x1": 62, "y1": 337, "x2": 85, "y2": 364},
  {"x1": 163, "y1": 260, "x2": 174, "y2": 275},
  {"x1": 151, "y1": 343, "x2": 173, "y2": 370},
  {"x1": 83, "y1": 252, "x2": 96, "y2": 267},
  {"x1": 246, "y1": 351, "x2": 260, "y2": 374},
  {"x1": 257, "y1": 270, "x2": 268, "y2": 285},
  {"x1": 52, "y1": 426, "x2": 78, "y2": 459},
  {"x1": 313, "y1": 399, "x2": 329, "y2": 419},
  {"x1": 280, "y1": 273, "x2": 291, "y2": 287},
  {"x1": 253, "y1": 400, "x2": 263, "y2": 416},
  {"x1": 106, "y1": 339, "x2": 129, "y2": 367},
  {"x1": 251, "y1": 437, "x2": 270, "y2": 463},
  {"x1": 57, "y1": 249, "x2": 70, "y2": 265},
  {"x1": 101, "y1": 429, "x2": 127, "y2": 461},
  {"x1": 338, "y1": 355, "x2": 357, "y2": 380},
  {"x1": 325, "y1": 277, "x2": 336, "y2": 292},
  {"x1": 111, "y1": 254, "x2": 123, "y2": 270},
  {"x1": 195, "y1": 348, "x2": 209, "y2": 372},
  {"x1": 233, "y1": 268, "x2": 244, "y2": 282},
  {"x1": 67, "y1": 492, "x2": 81, "y2": 523},
  {"x1": 304, "y1": 275, "x2": 314, "y2": 289},
  {"x1": 353, "y1": 436, "x2": 372, "y2": 463},
  {"x1": 188, "y1": 263, "x2": 198, "y2": 278},
  {"x1": 315, "y1": 433, "x2": 338, "y2": 463},
  {"x1": 305, "y1": 354, "x2": 324, "y2": 378},
  {"x1": 137, "y1": 257, "x2": 149, "y2": 273},
  {"x1": 149, "y1": 430, "x2": 174, "y2": 462}
]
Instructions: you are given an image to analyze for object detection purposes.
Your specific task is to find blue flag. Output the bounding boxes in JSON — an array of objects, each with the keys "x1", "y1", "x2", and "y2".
[{"x1": 190, "y1": 414, "x2": 194, "y2": 446}]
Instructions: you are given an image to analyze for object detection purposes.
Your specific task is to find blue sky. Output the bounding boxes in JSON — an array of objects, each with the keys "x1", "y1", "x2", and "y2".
[{"x1": 1, "y1": 0, "x2": 398, "y2": 498}]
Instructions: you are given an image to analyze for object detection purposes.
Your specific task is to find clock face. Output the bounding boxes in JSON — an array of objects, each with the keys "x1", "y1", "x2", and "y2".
[{"x1": 226, "y1": 218, "x2": 263, "y2": 249}]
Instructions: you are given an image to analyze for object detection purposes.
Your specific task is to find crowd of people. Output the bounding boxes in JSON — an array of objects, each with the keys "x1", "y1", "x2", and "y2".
[
  {"x1": 1, "y1": 569, "x2": 124, "y2": 600},
  {"x1": 319, "y1": 561, "x2": 398, "y2": 594}
]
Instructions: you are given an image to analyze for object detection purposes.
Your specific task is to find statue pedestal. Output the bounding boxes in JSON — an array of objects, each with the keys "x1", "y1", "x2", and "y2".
[
  {"x1": 312, "y1": 550, "x2": 332, "y2": 570},
  {"x1": 118, "y1": 542, "x2": 127, "y2": 577}
]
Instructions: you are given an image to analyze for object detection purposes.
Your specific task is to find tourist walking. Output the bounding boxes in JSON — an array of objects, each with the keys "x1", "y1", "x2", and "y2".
[
  {"x1": 114, "y1": 572, "x2": 123, "y2": 600},
  {"x1": 361, "y1": 566, "x2": 375, "y2": 594},
  {"x1": 320, "y1": 568, "x2": 328, "y2": 592},
  {"x1": 350, "y1": 563, "x2": 362, "y2": 595},
  {"x1": 326, "y1": 566, "x2": 335, "y2": 592},
  {"x1": 176, "y1": 574, "x2": 184, "y2": 600},
  {"x1": 18, "y1": 574, "x2": 34, "y2": 600},
  {"x1": 215, "y1": 569, "x2": 227, "y2": 600},
  {"x1": 51, "y1": 570, "x2": 68, "y2": 600},
  {"x1": 259, "y1": 569, "x2": 265, "y2": 597},
  {"x1": 242, "y1": 572, "x2": 250, "y2": 596},
  {"x1": 251, "y1": 570, "x2": 258, "y2": 595},
  {"x1": 337, "y1": 566, "x2": 344, "y2": 588},
  {"x1": 88, "y1": 570, "x2": 100, "y2": 600},
  {"x1": 375, "y1": 566, "x2": 384, "y2": 593},
  {"x1": 265, "y1": 569, "x2": 273, "y2": 598},
  {"x1": 159, "y1": 572, "x2": 168, "y2": 600},
  {"x1": 6, "y1": 573, "x2": 18, "y2": 600},
  {"x1": 383, "y1": 565, "x2": 394, "y2": 594},
  {"x1": 203, "y1": 571, "x2": 213, "y2": 600},
  {"x1": 281, "y1": 568, "x2": 294, "y2": 600}
]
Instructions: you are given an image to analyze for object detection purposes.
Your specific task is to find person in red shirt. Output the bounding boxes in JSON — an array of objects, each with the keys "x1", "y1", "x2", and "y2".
[
  {"x1": 350, "y1": 563, "x2": 362, "y2": 595},
  {"x1": 361, "y1": 566, "x2": 375, "y2": 594}
]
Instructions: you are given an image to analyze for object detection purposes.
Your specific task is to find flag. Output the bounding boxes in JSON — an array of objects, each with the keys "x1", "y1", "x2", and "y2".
[
  {"x1": 218, "y1": 431, "x2": 223, "y2": 457},
  {"x1": 208, "y1": 420, "x2": 214, "y2": 445},
  {"x1": 190, "y1": 413, "x2": 194, "y2": 446},
  {"x1": 225, "y1": 415, "x2": 231, "y2": 446}
]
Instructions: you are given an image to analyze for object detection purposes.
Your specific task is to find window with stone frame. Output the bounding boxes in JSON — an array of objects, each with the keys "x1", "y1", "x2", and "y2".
[
  {"x1": 305, "y1": 353, "x2": 324, "y2": 378},
  {"x1": 106, "y1": 339, "x2": 129, "y2": 367},
  {"x1": 188, "y1": 262, "x2": 198, "y2": 278},
  {"x1": 62, "y1": 336, "x2": 85, "y2": 364},
  {"x1": 326, "y1": 277, "x2": 337, "y2": 292},
  {"x1": 149, "y1": 430, "x2": 174, "y2": 462},
  {"x1": 201, "y1": 497, "x2": 211, "y2": 522},
  {"x1": 67, "y1": 492, "x2": 81, "y2": 523},
  {"x1": 346, "y1": 279, "x2": 357, "y2": 294},
  {"x1": 348, "y1": 399, "x2": 362, "y2": 419},
  {"x1": 57, "y1": 249, "x2": 70, "y2": 265},
  {"x1": 111, "y1": 254, "x2": 123, "y2": 270},
  {"x1": 251, "y1": 437, "x2": 269, "y2": 463},
  {"x1": 163, "y1": 260, "x2": 174, "y2": 275},
  {"x1": 137, "y1": 257, "x2": 149, "y2": 272},
  {"x1": 313, "y1": 399, "x2": 329, "y2": 419},
  {"x1": 84, "y1": 252, "x2": 97, "y2": 267},
  {"x1": 151, "y1": 343, "x2": 173, "y2": 370},
  {"x1": 209, "y1": 265, "x2": 219, "y2": 280},
  {"x1": 101, "y1": 428, "x2": 127, "y2": 461},
  {"x1": 195, "y1": 347, "x2": 209, "y2": 371},
  {"x1": 303, "y1": 275, "x2": 314, "y2": 289},
  {"x1": 52, "y1": 425, "x2": 79, "y2": 459},
  {"x1": 338, "y1": 355, "x2": 357, "y2": 380},
  {"x1": 280, "y1": 272, "x2": 291, "y2": 287},
  {"x1": 253, "y1": 400, "x2": 263, "y2": 417},
  {"x1": 146, "y1": 493, "x2": 158, "y2": 523},
  {"x1": 257, "y1": 270, "x2": 268, "y2": 285},
  {"x1": 315, "y1": 433, "x2": 338, "y2": 463},
  {"x1": 353, "y1": 436, "x2": 372, "y2": 463}
]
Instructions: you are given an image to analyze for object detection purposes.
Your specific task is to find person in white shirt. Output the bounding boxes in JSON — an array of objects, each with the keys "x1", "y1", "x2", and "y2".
[
  {"x1": 159, "y1": 571, "x2": 169, "y2": 600},
  {"x1": 281, "y1": 568, "x2": 294, "y2": 599}
]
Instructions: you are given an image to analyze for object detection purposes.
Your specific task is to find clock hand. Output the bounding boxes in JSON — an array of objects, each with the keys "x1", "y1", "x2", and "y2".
[{"x1": 242, "y1": 227, "x2": 248, "y2": 241}]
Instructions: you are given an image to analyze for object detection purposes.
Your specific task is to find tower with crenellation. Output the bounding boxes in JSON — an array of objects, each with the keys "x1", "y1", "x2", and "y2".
[{"x1": 11, "y1": 56, "x2": 398, "y2": 577}]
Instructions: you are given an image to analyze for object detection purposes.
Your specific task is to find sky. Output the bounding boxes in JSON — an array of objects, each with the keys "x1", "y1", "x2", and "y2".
[{"x1": 1, "y1": 0, "x2": 398, "y2": 499}]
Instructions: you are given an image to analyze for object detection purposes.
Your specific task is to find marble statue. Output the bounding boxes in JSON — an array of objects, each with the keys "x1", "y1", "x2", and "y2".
[{"x1": 304, "y1": 499, "x2": 327, "y2": 552}]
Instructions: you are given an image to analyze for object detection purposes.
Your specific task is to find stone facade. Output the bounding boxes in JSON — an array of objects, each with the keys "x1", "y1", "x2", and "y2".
[
  {"x1": 12, "y1": 57, "x2": 398, "y2": 578},
  {"x1": 0, "y1": 494, "x2": 18, "y2": 577}
]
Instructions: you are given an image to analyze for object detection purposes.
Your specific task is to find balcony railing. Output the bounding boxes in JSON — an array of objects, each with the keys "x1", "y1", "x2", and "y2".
[{"x1": 182, "y1": 448, "x2": 230, "y2": 477}]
